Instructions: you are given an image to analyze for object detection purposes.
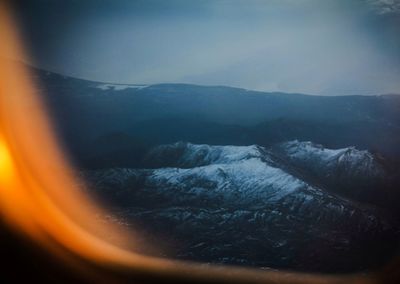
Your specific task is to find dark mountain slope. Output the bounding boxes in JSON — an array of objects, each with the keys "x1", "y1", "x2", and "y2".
[{"x1": 30, "y1": 67, "x2": 400, "y2": 168}]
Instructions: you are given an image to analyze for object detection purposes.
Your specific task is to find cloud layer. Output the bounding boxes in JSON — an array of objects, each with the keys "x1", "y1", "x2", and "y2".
[
  {"x1": 367, "y1": 0, "x2": 400, "y2": 14},
  {"x1": 14, "y1": 0, "x2": 400, "y2": 95}
]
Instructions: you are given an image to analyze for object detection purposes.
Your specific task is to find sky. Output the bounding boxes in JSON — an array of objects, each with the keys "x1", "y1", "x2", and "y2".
[{"x1": 11, "y1": 0, "x2": 400, "y2": 95}]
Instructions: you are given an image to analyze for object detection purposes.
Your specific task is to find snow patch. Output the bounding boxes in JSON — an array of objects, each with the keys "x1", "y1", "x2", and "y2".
[{"x1": 95, "y1": 84, "x2": 148, "y2": 91}]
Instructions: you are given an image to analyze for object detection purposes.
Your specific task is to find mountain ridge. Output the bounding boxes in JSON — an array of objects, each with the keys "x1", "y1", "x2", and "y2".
[
  {"x1": 30, "y1": 66, "x2": 400, "y2": 184},
  {"x1": 28, "y1": 64, "x2": 400, "y2": 98},
  {"x1": 83, "y1": 141, "x2": 399, "y2": 272},
  {"x1": 28, "y1": 64, "x2": 400, "y2": 272}
]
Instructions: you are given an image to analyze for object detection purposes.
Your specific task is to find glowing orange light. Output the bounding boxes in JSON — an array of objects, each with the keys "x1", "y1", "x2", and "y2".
[
  {"x1": 0, "y1": 0, "x2": 136, "y2": 267},
  {"x1": 0, "y1": 137, "x2": 14, "y2": 183}
]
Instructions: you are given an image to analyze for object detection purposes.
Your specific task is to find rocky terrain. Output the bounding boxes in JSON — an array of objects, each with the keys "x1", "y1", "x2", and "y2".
[{"x1": 82, "y1": 141, "x2": 399, "y2": 272}]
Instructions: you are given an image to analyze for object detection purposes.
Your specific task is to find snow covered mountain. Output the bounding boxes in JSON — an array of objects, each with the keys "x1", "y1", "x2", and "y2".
[
  {"x1": 29, "y1": 66, "x2": 400, "y2": 272},
  {"x1": 272, "y1": 140, "x2": 394, "y2": 205},
  {"x1": 83, "y1": 141, "x2": 399, "y2": 272},
  {"x1": 275, "y1": 140, "x2": 385, "y2": 180},
  {"x1": 144, "y1": 141, "x2": 271, "y2": 168}
]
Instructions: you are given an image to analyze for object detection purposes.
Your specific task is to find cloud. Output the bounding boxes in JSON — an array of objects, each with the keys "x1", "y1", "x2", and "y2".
[{"x1": 367, "y1": 0, "x2": 400, "y2": 14}]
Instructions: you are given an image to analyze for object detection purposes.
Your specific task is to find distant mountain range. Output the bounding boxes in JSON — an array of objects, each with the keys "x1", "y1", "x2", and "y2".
[
  {"x1": 31, "y1": 67, "x2": 400, "y2": 169},
  {"x1": 30, "y1": 66, "x2": 400, "y2": 272}
]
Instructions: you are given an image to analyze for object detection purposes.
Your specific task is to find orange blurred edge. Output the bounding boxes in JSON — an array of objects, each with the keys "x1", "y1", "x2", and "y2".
[{"x1": 0, "y1": 0, "x2": 143, "y2": 270}]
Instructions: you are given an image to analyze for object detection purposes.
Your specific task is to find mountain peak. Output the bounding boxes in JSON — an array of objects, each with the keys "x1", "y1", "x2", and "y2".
[{"x1": 145, "y1": 141, "x2": 268, "y2": 169}]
